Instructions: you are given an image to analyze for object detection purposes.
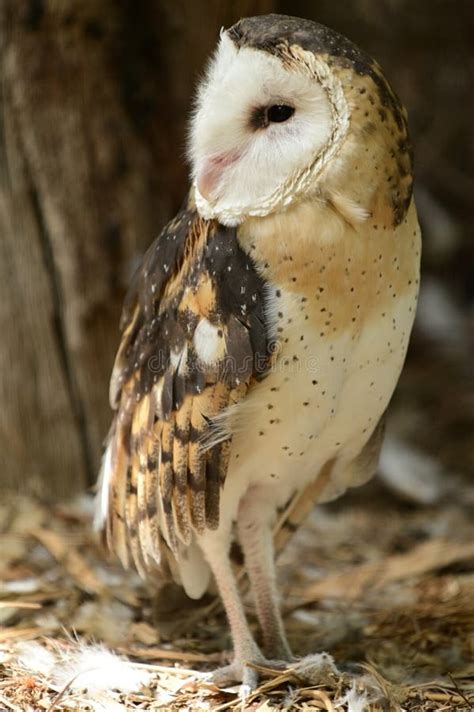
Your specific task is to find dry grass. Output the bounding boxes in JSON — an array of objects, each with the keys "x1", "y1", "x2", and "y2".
[
  {"x1": 1, "y1": 478, "x2": 473, "y2": 711},
  {"x1": 1, "y1": 321, "x2": 473, "y2": 711}
]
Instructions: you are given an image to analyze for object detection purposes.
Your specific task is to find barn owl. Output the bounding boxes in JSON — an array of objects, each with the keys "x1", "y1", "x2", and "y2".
[{"x1": 95, "y1": 14, "x2": 420, "y2": 689}]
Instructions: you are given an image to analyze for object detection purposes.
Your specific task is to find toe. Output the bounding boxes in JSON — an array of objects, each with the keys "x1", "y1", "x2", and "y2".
[
  {"x1": 240, "y1": 665, "x2": 259, "y2": 697},
  {"x1": 211, "y1": 663, "x2": 241, "y2": 688},
  {"x1": 211, "y1": 660, "x2": 260, "y2": 689},
  {"x1": 211, "y1": 649, "x2": 264, "y2": 690},
  {"x1": 211, "y1": 652, "x2": 293, "y2": 691}
]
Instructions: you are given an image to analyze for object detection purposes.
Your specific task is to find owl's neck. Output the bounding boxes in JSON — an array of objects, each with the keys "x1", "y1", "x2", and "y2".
[
  {"x1": 237, "y1": 195, "x2": 359, "y2": 289},
  {"x1": 236, "y1": 193, "x2": 419, "y2": 337}
]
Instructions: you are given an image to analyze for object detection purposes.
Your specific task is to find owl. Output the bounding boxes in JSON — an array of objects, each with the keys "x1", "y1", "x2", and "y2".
[{"x1": 95, "y1": 14, "x2": 420, "y2": 690}]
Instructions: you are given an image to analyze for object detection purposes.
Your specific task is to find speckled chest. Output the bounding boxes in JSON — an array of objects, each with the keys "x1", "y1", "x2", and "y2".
[
  {"x1": 220, "y1": 201, "x2": 421, "y2": 513},
  {"x1": 226, "y1": 285, "x2": 407, "y2": 502}
]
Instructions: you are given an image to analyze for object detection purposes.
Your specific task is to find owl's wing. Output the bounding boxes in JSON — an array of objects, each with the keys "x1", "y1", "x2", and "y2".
[{"x1": 97, "y1": 204, "x2": 270, "y2": 579}]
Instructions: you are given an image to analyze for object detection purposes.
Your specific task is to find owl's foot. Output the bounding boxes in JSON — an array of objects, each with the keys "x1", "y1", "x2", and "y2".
[
  {"x1": 211, "y1": 653, "x2": 289, "y2": 695},
  {"x1": 211, "y1": 659, "x2": 258, "y2": 694},
  {"x1": 211, "y1": 651, "x2": 339, "y2": 696}
]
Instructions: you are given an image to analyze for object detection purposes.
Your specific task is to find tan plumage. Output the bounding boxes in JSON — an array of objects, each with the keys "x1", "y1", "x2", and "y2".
[
  {"x1": 100, "y1": 209, "x2": 270, "y2": 577},
  {"x1": 96, "y1": 13, "x2": 421, "y2": 689}
]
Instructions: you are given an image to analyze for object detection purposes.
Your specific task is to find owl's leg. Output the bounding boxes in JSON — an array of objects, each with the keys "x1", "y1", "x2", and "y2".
[
  {"x1": 201, "y1": 534, "x2": 264, "y2": 691},
  {"x1": 237, "y1": 486, "x2": 292, "y2": 660}
]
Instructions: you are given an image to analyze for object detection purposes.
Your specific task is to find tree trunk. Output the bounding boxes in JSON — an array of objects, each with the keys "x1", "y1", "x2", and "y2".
[{"x1": 0, "y1": 0, "x2": 274, "y2": 499}]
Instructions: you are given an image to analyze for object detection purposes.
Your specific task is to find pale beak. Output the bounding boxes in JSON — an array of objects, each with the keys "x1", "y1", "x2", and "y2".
[{"x1": 196, "y1": 151, "x2": 240, "y2": 201}]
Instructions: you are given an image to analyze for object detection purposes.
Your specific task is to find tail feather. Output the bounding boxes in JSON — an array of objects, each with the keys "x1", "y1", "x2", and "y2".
[
  {"x1": 109, "y1": 425, "x2": 131, "y2": 570},
  {"x1": 159, "y1": 420, "x2": 178, "y2": 553},
  {"x1": 172, "y1": 398, "x2": 193, "y2": 545},
  {"x1": 188, "y1": 398, "x2": 207, "y2": 532}
]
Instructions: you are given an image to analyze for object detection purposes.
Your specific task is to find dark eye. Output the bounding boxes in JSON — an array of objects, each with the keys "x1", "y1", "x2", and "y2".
[{"x1": 267, "y1": 104, "x2": 295, "y2": 123}]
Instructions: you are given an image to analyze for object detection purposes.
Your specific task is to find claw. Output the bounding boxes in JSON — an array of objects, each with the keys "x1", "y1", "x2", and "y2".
[
  {"x1": 239, "y1": 683, "x2": 253, "y2": 700},
  {"x1": 211, "y1": 660, "x2": 259, "y2": 690},
  {"x1": 211, "y1": 654, "x2": 290, "y2": 692}
]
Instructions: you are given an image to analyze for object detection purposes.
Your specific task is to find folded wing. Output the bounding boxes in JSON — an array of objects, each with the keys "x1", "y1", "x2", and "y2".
[{"x1": 96, "y1": 204, "x2": 270, "y2": 580}]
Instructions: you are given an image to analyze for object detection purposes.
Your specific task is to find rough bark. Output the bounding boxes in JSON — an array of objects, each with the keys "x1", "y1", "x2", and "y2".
[{"x1": 0, "y1": 0, "x2": 274, "y2": 498}]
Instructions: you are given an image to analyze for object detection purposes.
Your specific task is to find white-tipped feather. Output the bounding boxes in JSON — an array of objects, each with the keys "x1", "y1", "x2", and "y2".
[
  {"x1": 329, "y1": 190, "x2": 370, "y2": 226},
  {"x1": 177, "y1": 539, "x2": 212, "y2": 599},
  {"x1": 193, "y1": 318, "x2": 226, "y2": 365},
  {"x1": 94, "y1": 441, "x2": 113, "y2": 531}
]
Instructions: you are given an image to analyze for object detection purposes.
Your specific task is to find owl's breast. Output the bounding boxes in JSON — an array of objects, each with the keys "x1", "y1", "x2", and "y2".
[{"x1": 218, "y1": 198, "x2": 421, "y2": 518}]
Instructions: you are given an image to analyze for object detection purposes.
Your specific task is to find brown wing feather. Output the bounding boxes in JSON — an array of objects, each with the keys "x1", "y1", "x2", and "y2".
[
  {"x1": 172, "y1": 395, "x2": 193, "y2": 545},
  {"x1": 99, "y1": 203, "x2": 270, "y2": 580}
]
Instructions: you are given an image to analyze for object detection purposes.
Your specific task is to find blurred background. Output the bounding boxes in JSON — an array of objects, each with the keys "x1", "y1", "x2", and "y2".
[{"x1": 1, "y1": 0, "x2": 473, "y2": 499}]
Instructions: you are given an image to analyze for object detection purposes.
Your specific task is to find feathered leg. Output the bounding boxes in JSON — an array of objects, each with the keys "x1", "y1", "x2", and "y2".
[
  {"x1": 237, "y1": 486, "x2": 292, "y2": 660},
  {"x1": 201, "y1": 533, "x2": 264, "y2": 691}
]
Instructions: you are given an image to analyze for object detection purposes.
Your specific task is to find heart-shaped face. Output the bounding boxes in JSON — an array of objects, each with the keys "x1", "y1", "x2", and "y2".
[{"x1": 189, "y1": 30, "x2": 337, "y2": 226}]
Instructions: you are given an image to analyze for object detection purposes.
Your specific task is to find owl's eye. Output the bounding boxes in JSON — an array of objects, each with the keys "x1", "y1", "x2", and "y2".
[
  {"x1": 266, "y1": 105, "x2": 295, "y2": 123},
  {"x1": 250, "y1": 104, "x2": 295, "y2": 130}
]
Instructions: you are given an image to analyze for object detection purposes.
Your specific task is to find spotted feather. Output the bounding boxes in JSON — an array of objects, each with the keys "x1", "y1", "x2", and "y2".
[{"x1": 98, "y1": 202, "x2": 270, "y2": 578}]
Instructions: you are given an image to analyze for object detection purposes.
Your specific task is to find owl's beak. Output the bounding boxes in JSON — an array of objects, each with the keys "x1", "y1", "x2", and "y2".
[{"x1": 196, "y1": 150, "x2": 240, "y2": 201}]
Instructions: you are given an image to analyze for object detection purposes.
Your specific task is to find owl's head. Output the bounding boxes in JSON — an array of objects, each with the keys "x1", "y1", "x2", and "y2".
[{"x1": 189, "y1": 15, "x2": 413, "y2": 228}]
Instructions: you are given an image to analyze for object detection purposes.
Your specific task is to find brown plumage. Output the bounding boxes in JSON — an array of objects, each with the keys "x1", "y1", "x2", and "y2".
[
  {"x1": 96, "y1": 14, "x2": 421, "y2": 691},
  {"x1": 102, "y1": 209, "x2": 270, "y2": 574}
]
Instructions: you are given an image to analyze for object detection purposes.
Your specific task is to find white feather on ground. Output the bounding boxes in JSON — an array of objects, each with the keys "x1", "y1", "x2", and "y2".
[
  {"x1": 336, "y1": 685, "x2": 370, "y2": 712},
  {"x1": 15, "y1": 640, "x2": 153, "y2": 710},
  {"x1": 53, "y1": 645, "x2": 152, "y2": 693}
]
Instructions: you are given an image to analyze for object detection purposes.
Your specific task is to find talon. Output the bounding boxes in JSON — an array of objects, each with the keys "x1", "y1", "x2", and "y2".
[
  {"x1": 239, "y1": 682, "x2": 253, "y2": 699},
  {"x1": 211, "y1": 655, "x2": 291, "y2": 691},
  {"x1": 211, "y1": 660, "x2": 260, "y2": 690}
]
